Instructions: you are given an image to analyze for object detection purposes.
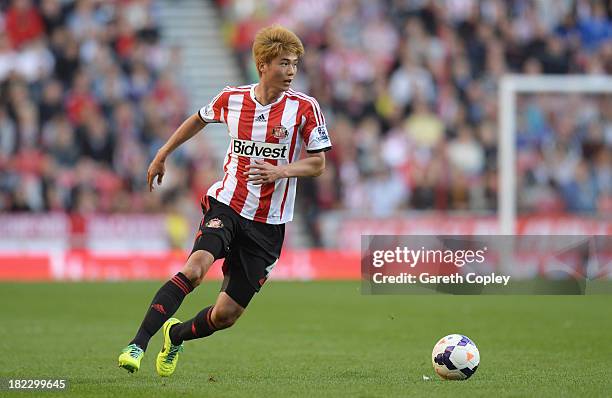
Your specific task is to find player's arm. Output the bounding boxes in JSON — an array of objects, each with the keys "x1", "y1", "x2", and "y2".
[
  {"x1": 147, "y1": 113, "x2": 207, "y2": 191},
  {"x1": 282, "y1": 151, "x2": 326, "y2": 177},
  {"x1": 246, "y1": 97, "x2": 331, "y2": 185},
  {"x1": 244, "y1": 152, "x2": 326, "y2": 185}
]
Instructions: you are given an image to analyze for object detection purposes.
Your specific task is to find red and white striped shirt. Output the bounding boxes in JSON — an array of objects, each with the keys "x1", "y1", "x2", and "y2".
[{"x1": 198, "y1": 84, "x2": 332, "y2": 224}]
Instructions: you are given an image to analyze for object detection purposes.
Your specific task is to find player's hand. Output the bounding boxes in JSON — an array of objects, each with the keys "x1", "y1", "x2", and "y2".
[
  {"x1": 244, "y1": 159, "x2": 286, "y2": 185},
  {"x1": 147, "y1": 157, "x2": 166, "y2": 191}
]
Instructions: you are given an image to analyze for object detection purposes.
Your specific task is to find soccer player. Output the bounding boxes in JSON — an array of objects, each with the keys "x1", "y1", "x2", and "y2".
[{"x1": 118, "y1": 25, "x2": 332, "y2": 376}]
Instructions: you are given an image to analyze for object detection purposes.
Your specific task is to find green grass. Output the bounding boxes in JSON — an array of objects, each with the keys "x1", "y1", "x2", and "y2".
[{"x1": 1, "y1": 281, "x2": 611, "y2": 397}]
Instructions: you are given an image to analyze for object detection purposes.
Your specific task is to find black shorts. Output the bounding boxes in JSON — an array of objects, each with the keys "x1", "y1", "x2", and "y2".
[{"x1": 190, "y1": 196, "x2": 285, "y2": 308}]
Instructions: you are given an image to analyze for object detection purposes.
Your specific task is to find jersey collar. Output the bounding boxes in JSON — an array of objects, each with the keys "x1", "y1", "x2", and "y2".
[{"x1": 250, "y1": 84, "x2": 286, "y2": 107}]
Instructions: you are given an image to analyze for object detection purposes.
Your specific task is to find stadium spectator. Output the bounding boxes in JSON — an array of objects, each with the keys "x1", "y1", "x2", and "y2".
[
  {"x1": 0, "y1": 0, "x2": 189, "y2": 214},
  {"x1": 4, "y1": 0, "x2": 45, "y2": 50}
]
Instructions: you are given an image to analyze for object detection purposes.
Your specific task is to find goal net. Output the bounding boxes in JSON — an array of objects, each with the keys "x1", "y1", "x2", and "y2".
[{"x1": 498, "y1": 74, "x2": 612, "y2": 235}]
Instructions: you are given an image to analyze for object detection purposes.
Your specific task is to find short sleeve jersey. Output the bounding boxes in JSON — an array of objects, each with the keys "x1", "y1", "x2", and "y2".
[{"x1": 198, "y1": 84, "x2": 332, "y2": 224}]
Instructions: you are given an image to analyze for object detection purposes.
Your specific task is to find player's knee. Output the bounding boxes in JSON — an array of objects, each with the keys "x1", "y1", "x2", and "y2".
[
  {"x1": 212, "y1": 305, "x2": 243, "y2": 329},
  {"x1": 182, "y1": 251, "x2": 214, "y2": 286}
]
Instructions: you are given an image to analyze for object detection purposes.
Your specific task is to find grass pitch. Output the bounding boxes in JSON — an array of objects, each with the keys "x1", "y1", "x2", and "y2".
[{"x1": 1, "y1": 281, "x2": 611, "y2": 397}]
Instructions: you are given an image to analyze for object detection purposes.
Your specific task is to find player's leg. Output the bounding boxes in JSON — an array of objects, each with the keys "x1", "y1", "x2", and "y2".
[
  {"x1": 155, "y1": 210, "x2": 285, "y2": 377},
  {"x1": 163, "y1": 215, "x2": 281, "y2": 346},
  {"x1": 155, "y1": 254, "x2": 255, "y2": 377},
  {"x1": 117, "y1": 250, "x2": 217, "y2": 373},
  {"x1": 155, "y1": 221, "x2": 284, "y2": 376},
  {"x1": 168, "y1": 265, "x2": 255, "y2": 345},
  {"x1": 119, "y1": 197, "x2": 236, "y2": 373},
  {"x1": 210, "y1": 290, "x2": 247, "y2": 329},
  {"x1": 128, "y1": 249, "x2": 216, "y2": 350},
  {"x1": 172, "y1": 220, "x2": 285, "y2": 343}
]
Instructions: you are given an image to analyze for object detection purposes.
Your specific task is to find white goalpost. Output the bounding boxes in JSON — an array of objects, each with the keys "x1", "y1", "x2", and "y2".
[{"x1": 497, "y1": 74, "x2": 612, "y2": 235}]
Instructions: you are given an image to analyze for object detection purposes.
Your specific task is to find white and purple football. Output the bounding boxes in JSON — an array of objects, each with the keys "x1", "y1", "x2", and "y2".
[{"x1": 432, "y1": 334, "x2": 480, "y2": 380}]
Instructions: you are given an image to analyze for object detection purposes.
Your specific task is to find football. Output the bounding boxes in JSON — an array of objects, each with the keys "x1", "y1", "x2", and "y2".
[{"x1": 431, "y1": 334, "x2": 480, "y2": 380}]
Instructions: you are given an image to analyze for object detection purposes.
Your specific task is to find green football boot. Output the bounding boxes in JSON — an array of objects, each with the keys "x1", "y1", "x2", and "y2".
[
  {"x1": 118, "y1": 344, "x2": 144, "y2": 373},
  {"x1": 156, "y1": 318, "x2": 184, "y2": 377}
]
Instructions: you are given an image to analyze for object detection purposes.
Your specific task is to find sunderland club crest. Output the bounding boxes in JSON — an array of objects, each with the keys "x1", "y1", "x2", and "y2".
[
  {"x1": 272, "y1": 125, "x2": 288, "y2": 139},
  {"x1": 205, "y1": 218, "x2": 223, "y2": 228}
]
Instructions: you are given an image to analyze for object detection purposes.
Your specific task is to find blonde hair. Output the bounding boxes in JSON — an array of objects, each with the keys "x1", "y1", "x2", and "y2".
[{"x1": 252, "y1": 25, "x2": 305, "y2": 75}]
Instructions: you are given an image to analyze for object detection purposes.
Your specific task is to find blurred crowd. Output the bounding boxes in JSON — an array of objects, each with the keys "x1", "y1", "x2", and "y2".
[
  {"x1": 0, "y1": 0, "x2": 191, "y2": 213},
  {"x1": 220, "y1": 0, "x2": 612, "y2": 222},
  {"x1": 1, "y1": 0, "x2": 611, "y2": 230}
]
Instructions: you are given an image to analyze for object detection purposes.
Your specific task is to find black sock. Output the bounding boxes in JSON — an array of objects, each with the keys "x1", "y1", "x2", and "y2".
[
  {"x1": 169, "y1": 306, "x2": 217, "y2": 345},
  {"x1": 129, "y1": 272, "x2": 194, "y2": 351}
]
